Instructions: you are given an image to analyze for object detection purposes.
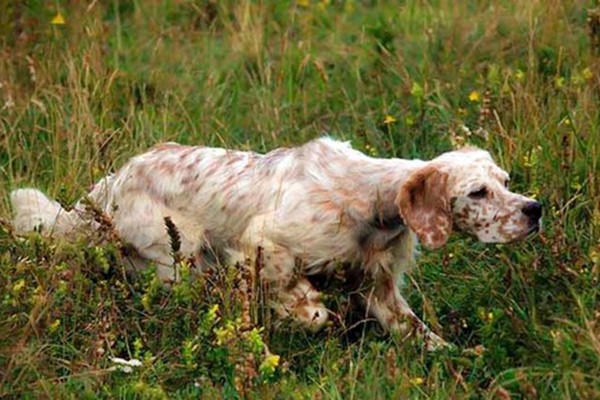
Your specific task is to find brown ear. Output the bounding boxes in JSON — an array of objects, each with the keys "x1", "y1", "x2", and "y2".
[{"x1": 396, "y1": 165, "x2": 452, "y2": 249}]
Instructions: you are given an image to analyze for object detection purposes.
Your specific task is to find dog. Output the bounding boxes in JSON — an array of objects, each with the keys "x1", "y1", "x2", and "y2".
[{"x1": 10, "y1": 138, "x2": 542, "y2": 348}]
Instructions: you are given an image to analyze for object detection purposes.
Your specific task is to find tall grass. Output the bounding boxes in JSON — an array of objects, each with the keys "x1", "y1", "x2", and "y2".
[{"x1": 1, "y1": 0, "x2": 599, "y2": 398}]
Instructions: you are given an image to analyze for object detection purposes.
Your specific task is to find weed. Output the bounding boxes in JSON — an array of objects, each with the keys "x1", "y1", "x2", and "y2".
[{"x1": 1, "y1": 0, "x2": 599, "y2": 398}]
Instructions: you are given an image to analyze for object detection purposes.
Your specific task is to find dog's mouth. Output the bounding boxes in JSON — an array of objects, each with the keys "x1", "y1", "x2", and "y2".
[
  {"x1": 505, "y1": 222, "x2": 541, "y2": 244},
  {"x1": 524, "y1": 222, "x2": 541, "y2": 238}
]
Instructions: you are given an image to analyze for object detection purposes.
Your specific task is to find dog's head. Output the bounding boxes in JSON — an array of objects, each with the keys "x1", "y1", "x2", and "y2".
[{"x1": 396, "y1": 147, "x2": 541, "y2": 249}]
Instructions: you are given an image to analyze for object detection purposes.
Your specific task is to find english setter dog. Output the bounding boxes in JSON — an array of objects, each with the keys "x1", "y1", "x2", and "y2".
[{"x1": 11, "y1": 138, "x2": 541, "y2": 348}]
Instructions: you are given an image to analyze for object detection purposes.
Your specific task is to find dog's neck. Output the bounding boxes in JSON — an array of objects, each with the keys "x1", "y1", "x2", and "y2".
[
  {"x1": 344, "y1": 157, "x2": 427, "y2": 252},
  {"x1": 359, "y1": 157, "x2": 426, "y2": 218}
]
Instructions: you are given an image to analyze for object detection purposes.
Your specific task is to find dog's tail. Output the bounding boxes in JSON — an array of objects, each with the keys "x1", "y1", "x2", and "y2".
[{"x1": 10, "y1": 188, "x2": 82, "y2": 238}]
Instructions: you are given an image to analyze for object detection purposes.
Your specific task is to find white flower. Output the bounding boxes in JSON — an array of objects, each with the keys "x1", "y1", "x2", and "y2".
[{"x1": 109, "y1": 357, "x2": 142, "y2": 373}]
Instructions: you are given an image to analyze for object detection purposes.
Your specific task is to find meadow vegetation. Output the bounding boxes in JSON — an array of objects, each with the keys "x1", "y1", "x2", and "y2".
[{"x1": 1, "y1": 0, "x2": 599, "y2": 398}]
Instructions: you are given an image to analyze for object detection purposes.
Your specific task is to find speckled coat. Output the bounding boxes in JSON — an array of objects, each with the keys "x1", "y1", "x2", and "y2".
[{"x1": 11, "y1": 138, "x2": 542, "y2": 349}]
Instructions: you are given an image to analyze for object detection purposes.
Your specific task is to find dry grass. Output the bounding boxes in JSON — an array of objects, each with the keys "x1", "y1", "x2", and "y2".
[{"x1": 1, "y1": 0, "x2": 599, "y2": 398}]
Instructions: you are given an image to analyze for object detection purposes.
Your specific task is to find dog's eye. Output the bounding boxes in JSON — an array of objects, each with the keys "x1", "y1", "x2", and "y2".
[
  {"x1": 504, "y1": 179, "x2": 510, "y2": 188},
  {"x1": 469, "y1": 187, "x2": 488, "y2": 199}
]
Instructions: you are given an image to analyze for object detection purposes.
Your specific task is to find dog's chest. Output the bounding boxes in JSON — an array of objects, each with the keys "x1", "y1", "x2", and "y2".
[
  {"x1": 310, "y1": 210, "x2": 408, "y2": 265},
  {"x1": 357, "y1": 213, "x2": 406, "y2": 251}
]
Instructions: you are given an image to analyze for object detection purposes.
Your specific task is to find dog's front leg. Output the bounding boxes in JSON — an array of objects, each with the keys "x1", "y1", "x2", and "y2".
[{"x1": 365, "y1": 272, "x2": 448, "y2": 350}]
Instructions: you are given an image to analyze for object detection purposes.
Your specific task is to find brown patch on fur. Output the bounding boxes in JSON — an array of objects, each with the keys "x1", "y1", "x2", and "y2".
[
  {"x1": 225, "y1": 153, "x2": 242, "y2": 165},
  {"x1": 159, "y1": 161, "x2": 175, "y2": 174},
  {"x1": 397, "y1": 165, "x2": 452, "y2": 249},
  {"x1": 205, "y1": 164, "x2": 219, "y2": 177}
]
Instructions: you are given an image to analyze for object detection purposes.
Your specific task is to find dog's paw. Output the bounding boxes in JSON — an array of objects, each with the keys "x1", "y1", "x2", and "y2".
[
  {"x1": 424, "y1": 332, "x2": 455, "y2": 352},
  {"x1": 299, "y1": 303, "x2": 330, "y2": 332}
]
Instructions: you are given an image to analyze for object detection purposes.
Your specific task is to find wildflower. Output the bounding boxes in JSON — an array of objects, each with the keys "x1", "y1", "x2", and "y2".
[
  {"x1": 259, "y1": 353, "x2": 281, "y2": 376},
  {"x1": 110, "y1": 357, "x2": 142, "y2": 373},
  {"x1": 468, "y1": 91, "x2": 480, "y2": 102},
  {"x1": 297, "y1": 0, "x2": 310, "y2": 7},
  {"x1": 559, "y1": 116, "x2": 571, "y2": 126},
  {"x1": 383, "y1": 115, "x2": 397, "y2": 124},
  {"x1": 214, "y1": 320, "x2": 237, "y2": 346},
  {"x1": 515, "y1": 69, "x2": 525, "y2": 81},
  {"x1": 246, "y1": 327, "x2": 265, "y2": 354},
  {"x1": 12, "y1": 279, "x2": 26, "y2": 293},
  {"x1": 141, "y1": 293, "x2": 152, "y2": 310},
  {"x1": 133, "y1": 338, "x2": 143, "y2": 358},
  {"x1": 48, "y1": 319, "x2": 61, "y2": 333},
  {"x1": 182, "y1": 340, "x2": 199, "y2": 369},
  {"x1": 365, "y1": 144, "x2": 378, "y2": 156},
  {"x1": 207, "y1": 304, "x2": 219, "y2": 321},
  {"x1": 51, "y1": 12, "x2": 66, "y2": 25},
  {"x1": 583, "y1": 67, "x2": 594, "y2": 80},
  {"x1": 410, "y1": 81, "x2": 424, "y2": 99},
  {"x1": 554, "y1": 76, "x2": 565, "y2": 88},
  {"x1": 410, "y1": 377, "x2": 424, "y2": 385},
  {"x1": 201, "y1": 304, "x2": 220, "y2": 331}
]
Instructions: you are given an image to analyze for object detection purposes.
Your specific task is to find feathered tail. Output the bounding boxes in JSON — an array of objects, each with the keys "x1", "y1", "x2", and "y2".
[{"x1": 10, "y1": 188, "x2": 81, "y2": 237}]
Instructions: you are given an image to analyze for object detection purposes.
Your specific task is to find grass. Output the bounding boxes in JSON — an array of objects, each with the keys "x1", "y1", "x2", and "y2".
[{"x1": 1, "y1": 0, "x2": 599, "y2": 398}]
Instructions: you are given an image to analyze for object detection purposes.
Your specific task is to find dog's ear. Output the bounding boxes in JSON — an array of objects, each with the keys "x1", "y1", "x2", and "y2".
[{"x1": 397, "y1": 165, "x2": 452, "y2": 249}]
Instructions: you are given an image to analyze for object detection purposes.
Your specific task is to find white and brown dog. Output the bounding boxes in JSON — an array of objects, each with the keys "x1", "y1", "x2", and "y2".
[{"x1": 11, "y1": 138, "x2": 541, "y2": 348}]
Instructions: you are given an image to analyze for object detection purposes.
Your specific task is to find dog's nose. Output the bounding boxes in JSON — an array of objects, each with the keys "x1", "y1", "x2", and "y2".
[{"x1": 522, "y1": 201, "x2": 542, "y2": 221}]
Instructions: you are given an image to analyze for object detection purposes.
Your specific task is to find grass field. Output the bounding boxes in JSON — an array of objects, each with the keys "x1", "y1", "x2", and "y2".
[{"x1": 1, "y1": 0, "x2": 599, "y2": 398}]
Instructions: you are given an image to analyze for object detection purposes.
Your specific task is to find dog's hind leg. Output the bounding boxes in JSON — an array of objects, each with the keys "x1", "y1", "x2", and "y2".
[{"x1": 111, "y1": 191, "x2": 206, "y2": 285}]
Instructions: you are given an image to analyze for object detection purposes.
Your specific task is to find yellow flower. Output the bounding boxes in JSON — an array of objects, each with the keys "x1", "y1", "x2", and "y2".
[
  {"x1": 468, "y1": 91, "x2": 480, "y2": 102},
  {"x1": 515, "y1": 69, "x2": 525, "y2": 81},
  {"x1": 410, "y1": 377, "x2": 424, "y2": 385},
  {"x1": 583, "y1": 67, "x2": 594, "y2": 80},
  {"x1": 259, "y1": 354, "x2": 281, "y2": 376},
  {"x1": 13, "y1": 279, "x2": 26, "y2": 293},
  {"x1": 48, "y1": 319, "x2": 61, "y2": 333},
  {"x1": 51, "y1": 12, "x2": 66, "y2": 25},
  {"x1": 410, "y1": 81, "x2": 424, "y2": 99},
  {"x1": 297, "y1": 0, "x2": 310, "y2": 7},
  {"x1": 247, "y1": 327, "x2": 265, "y2": 353},
  {"x1": 554, "y1": 76, "x2": 565, "y2": 88},
  {"x1": 383, "y1": 115, "x2": 397, "y2": 124},
  {"x1": 141, "y1": 293, "x2": 152, "y2": 310},
  {"x1": 214, "y1": 321, "x2": 236, "y2": 346}
]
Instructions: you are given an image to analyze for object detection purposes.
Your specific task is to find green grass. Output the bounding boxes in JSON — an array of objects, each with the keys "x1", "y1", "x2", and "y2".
[{"x1": 1, "y1": 0, "x2": 599, "y2": 398}]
